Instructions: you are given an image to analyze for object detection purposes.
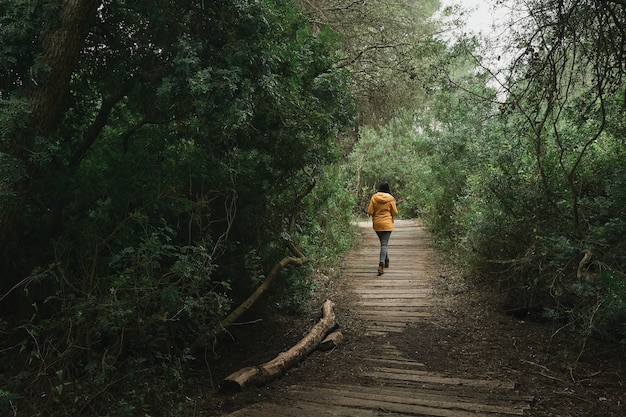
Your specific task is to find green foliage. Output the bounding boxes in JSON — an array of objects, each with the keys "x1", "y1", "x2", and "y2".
[
  {"x1": 431, "y1": 81, "x2": 626, "y2": 339},
  {"x1": 344, "y1": 116, "x2": 429, "y2": 216},
  {"x1": 411, "y1": 32, "x2": 626, "y2": 344},
  {"x1": 0, "y1": 0, "x2": 51, "y2": 92},
  {"x1": 269, "y1": 266, "x2": 317, "y2": 314},
  {"x1": 2, "y1": 221, "x2": 229, "y2": 416},
  {"x1": 269, "y1": 166, "x2": 359, "y2": 314},
  {"x1": 0, "y1": 96, "x2": 29, "y2": 212},
  {"x1": 0, "y1": 0, "x2": 355, "y2": 415},
  {"x1": 340, "y1": 0, "x2": 626, "y2": 348},
  {"x1": 303, "y1": 166, "x2": 360, "y2": 264},
  {"x1": 298, "y1": 0, "x2": 446, "y2": 126}
]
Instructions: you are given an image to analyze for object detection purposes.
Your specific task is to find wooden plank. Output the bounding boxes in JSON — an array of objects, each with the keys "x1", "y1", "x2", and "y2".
[
  {"x1": 361, "y1": 322, "x2": 425, "y2": 330},
  {"x1": 358, "y1": 311, "x2": 432, "y2": 318},
  {"x1": 365, "y1": 326, "x2": 406, "y2": 333},
  {"x1": 352, "y1": 378, "x2": 532, "y2": 404},
  {"x1": 363, "y1": 330, "x2": 389, "y2": 336},
  {"x1": 284, "y1": 399, "x2": 426, "y2": 416},
  {"x1": 375, "y1": 268, "x2": 435, "y2": 271},
  {"x1": 350, "y1": 278, "x2": 433, "y2": 283},
  {"x1": 364, "y1": 325, "x2": 409, "y2": 332},
  {"x1": 353, "y1": 299, "x2": 432, "y2": 314},
  {"x1": 354, "y1": 289, "x2": 432, "y2": 295},
  {"x1": 224, "y1": 404, "x2": 293, "y2": 416},
  {"x1": 288, "y1": 385, "x2": 529, "y2": 416},
  {"x1": 363, "y1": 357, "x2": 427, "y2": 368},
  {"x1": 290, "y1": 384, "x2": 530, "y2": 415},
  {"x1": 359, "y1": 317, "x2": 426, "y2": 325},
  {"x1": 225, "y1": 401, "x2": 391, "y2": 417},
  {"x1": 356, "y1": 284, "x2": 431, "y2": 290},
  {"x1": 355, "y1": 301, "x2": 434, "y2": 307},
  {"x1": 357, "y1": 293, "x2": 431, "y2": 299},
  {"x1": 287, "y1": 387, "x2": 518, "y2": 417},
  {"x1": 364, "y1": 368, "x2": 517, "y2": 390}
]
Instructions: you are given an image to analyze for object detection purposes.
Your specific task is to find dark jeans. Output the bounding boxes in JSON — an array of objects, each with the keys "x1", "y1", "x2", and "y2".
[{"x1": 375, "y1": 231, "x2": 391, "y2": 264}]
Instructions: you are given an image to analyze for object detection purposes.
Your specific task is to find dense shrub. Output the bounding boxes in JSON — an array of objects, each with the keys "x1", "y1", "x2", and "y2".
[{"x1": 0, "y1": 1, "x2": 356, "y2": 415}]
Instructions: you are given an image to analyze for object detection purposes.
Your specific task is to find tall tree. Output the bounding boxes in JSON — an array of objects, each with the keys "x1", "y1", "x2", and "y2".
[
  {"x1": 297, "y1": 0, "x2": 445, "y2": 127},
  {"x1": 514, "y1": 0, "x2": 626, "y2": 227}
]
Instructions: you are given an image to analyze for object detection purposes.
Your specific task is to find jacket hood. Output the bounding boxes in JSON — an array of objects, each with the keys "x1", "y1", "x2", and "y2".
[{"x1": 372, "y1": 192, "x2": 395, "y2": 204}]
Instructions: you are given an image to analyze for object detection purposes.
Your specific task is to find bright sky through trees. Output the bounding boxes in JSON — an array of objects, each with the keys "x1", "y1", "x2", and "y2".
[
  {"x1": 440, "y1": 0, "x2": 511, "y2": 37},
  {"x1": 439, "y1": 0, "x2": 517, "y2": 97}
]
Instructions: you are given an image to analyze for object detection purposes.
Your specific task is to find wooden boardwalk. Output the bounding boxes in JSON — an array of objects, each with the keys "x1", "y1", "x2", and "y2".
[{"x1": 224, "y1": 220, "x2": 532, "y2": 416}]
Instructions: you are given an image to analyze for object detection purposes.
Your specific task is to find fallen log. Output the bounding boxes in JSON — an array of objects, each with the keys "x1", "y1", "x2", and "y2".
[
  {"x1": 318, "y1": 330, "x2": 343, "y2": 351},
  {"x1": 190, "y1": 243, "x2": 307, "y2": 354},
  {"x1": 221, "y1": 299, "x2": 337, "y2": 393}
]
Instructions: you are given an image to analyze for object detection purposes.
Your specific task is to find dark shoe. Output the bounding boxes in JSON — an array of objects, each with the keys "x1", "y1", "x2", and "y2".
[
  {"x1": 377, "y1": 263, "x2": 384, "y2": 275},
  {"x1": 384, "y1": 258, "x2": 389, "y2": 268}
]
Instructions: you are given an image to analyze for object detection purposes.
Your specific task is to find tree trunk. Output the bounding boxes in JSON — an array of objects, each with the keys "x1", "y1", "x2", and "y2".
[
  {"x1": 1, "y1": 0, "x2": 100, "y2": 276},
  {"x1": 30, "y1": 0, "x2": 100, "y2": 136},
  {"x1": 220, "y1": 299, "x2": 337, "y2": 392}
]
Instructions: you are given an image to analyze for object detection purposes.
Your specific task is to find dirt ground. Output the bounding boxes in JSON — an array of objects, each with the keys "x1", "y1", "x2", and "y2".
[{"x1": 184, "y1": 250, "x2": 626, "y2": 416}]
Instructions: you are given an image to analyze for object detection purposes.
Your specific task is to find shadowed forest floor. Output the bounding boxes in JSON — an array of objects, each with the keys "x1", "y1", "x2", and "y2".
[{"x1": 184, "y1": 220, "x2": 625, "y2": 416}]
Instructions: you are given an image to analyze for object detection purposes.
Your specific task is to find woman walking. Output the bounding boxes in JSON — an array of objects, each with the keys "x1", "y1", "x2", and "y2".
[{"x1": 367, "y1": 181, "x2": 398, "y2": 275}]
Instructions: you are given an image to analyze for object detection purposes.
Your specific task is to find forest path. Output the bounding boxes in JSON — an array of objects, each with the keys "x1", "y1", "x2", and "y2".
[{"x1": 221, "y1": 220, "x2": 533, "y2": 416}]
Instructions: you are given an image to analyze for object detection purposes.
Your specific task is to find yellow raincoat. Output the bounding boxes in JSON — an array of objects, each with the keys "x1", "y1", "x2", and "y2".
[{"x1": 367, "y1": 192, "x2": 398, "y2": 231}]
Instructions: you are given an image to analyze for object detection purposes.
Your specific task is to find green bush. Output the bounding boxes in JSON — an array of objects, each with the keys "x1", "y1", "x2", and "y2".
[{"x1": 1, "y1": 219, "x2": 230, "y2": 416}]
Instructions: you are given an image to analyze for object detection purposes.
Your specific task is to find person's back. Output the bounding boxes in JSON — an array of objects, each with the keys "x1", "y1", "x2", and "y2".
[
  {"x1": 367, "y1": 182, "x2": 398, "y2": 275},
  {"x1": 368, "y1": 191, "x2": 397, "y2": 231}
]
